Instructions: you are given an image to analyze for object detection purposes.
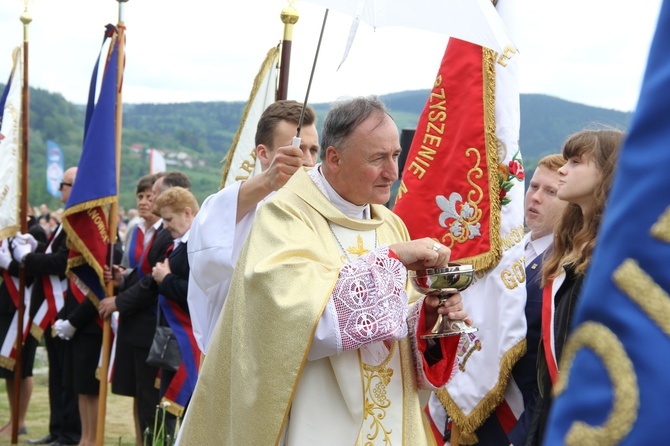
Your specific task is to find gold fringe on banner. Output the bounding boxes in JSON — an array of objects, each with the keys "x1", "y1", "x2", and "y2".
[
  {"x1": 453, "y1": 47, "x2": 502, "y2": 273},
  {"x1": 437, "y1": 340, "x2": 526, "y2": 443},
  {"x1": 60, "y1": 197, "x2": 114, "y2": 293}
]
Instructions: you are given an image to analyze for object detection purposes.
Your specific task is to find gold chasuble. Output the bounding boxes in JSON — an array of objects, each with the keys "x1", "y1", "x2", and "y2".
[{"x1": 178, "y1": 168, "x2": 433, "y2": 446}]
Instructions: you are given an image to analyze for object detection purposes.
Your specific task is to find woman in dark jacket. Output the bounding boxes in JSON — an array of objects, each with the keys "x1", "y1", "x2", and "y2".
[
  {"x1": 526, "y1": 128, "x2": 625, "y2": 445},
  {"x1": 151, "y1": 187, "x2": 200, "y2": 442}
]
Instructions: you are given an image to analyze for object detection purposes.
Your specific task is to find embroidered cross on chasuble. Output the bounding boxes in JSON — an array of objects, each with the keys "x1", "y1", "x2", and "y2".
[{"x1": 328, "y1": 223, "x2": 404, "y2": 445}]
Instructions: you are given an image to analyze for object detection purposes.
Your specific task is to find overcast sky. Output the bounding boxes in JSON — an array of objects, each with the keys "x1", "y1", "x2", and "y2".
[{"x1": 0, "y1": 0, "x2": 662, "y2": 112}]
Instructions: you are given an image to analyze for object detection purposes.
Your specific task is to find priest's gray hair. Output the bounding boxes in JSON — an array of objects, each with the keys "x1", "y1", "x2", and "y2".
[{"x1": 319, "y1": 96, "x2": 393, "y2": 162}]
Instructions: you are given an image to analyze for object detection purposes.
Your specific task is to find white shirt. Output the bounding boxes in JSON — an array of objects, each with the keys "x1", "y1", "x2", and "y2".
[{"x1": 524, "y1": 232, "x2": 553, "y2": 266}]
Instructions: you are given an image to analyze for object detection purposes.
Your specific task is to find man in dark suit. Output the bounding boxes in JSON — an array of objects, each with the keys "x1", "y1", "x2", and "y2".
[
  {"x1": 462, "y1": 154, "x2": 567, "y2": 445},
  {"x1": 14, "y1": 167, "x2": 81, "y2": 446},
  {"x1": 0, "y1": 217, "x2": 47, "y2": 438},
  {"x1": 98, "y1": 172, "x2": 190, "y2": 445}
]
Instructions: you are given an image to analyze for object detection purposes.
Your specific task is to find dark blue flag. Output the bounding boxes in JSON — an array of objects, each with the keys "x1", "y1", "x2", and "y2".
[
  {"x1": 544, "y1": 1, "x2": 670, "y2": 444},
  {"x1": 61, "y1": 25, "x2": 119, "y2": 304}
]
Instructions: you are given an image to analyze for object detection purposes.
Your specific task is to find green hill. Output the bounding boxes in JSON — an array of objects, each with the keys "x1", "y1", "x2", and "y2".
[{"x1": 1, "y1": 85, "x2": 631, "y2": 211}]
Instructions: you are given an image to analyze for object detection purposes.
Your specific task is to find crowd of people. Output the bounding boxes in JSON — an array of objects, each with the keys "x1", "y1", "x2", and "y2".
[{"x1": 0, "y1": 96, "x2": 624, "y2": 446}]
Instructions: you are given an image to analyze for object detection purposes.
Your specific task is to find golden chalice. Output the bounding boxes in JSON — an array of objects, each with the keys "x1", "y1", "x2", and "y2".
[{"x1": 409, "y1": 262, "x2": 478, "y2": 339}]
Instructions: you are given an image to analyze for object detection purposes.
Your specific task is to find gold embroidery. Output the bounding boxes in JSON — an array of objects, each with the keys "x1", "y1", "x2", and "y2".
[
  {"x1": 458, "y1": 332, "x2": 482, "y2": 372},
  {"x1": 362, "y1": 342, "x2": 396, "y2": 445},
  {"x1": 650, "y1": 206, "x2": 670, "y2": 242},
  {"x1": 437, "y1": 340, "x2": 525, "y2": 438},
  {"x1": 613, "y1": 259, "x2": 670, "y2": 336},
  {"x1": 555, "y1": 322, "x2": 638, "y2": 446},
  {"x1": 348, "y1": 235, "x2": 371, "y2": 257},
  {"x1": 437, "y1": 149, "x2": 484, "y2": 252}
]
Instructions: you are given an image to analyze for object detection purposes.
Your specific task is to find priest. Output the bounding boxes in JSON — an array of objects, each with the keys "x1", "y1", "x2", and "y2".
[{"x1": 178, "y1": 96, "x2": 471, "y2": 446}]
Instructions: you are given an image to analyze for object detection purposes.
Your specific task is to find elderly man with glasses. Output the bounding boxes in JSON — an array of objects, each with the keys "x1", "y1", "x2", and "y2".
[{"x1": 12, "y1": 166, "x2": 82, "y2": 446}]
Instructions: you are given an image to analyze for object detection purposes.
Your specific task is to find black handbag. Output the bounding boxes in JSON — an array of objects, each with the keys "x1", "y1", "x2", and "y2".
[{"x1": 146, "y1": 303, "x2": 182, "y2": 371}]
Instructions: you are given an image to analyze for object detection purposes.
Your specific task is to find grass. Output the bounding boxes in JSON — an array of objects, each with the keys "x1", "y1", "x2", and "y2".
[{"x1": 0, "y1": 347, "x2": 137, "y2": 446}]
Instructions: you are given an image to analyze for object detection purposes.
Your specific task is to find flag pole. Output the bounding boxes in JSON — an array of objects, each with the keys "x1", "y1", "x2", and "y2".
[
  {"x1": 277, "y1": 1, "x2": 299, "y2": 101},
  {"x1": 96, "y1": 2, "x2": 126, "y2": 445},
  {"x1": 11, "y1": 3, "x2": 31, "y2": 445}
]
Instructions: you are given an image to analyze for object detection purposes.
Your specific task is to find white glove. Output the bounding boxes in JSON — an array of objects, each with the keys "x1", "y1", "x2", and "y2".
[
  {"x1": 54, "y1": 319, "x2": 77, "y2": 340},
  {"x1": 14, "y1": 232, "x2": 38, "y2": 252},
  {"x1": 12, "y1": 242, "x2": 32, "y2": 263},
  {"x1": 0, "y1": 242, "x2": 11, "y2": 270}
]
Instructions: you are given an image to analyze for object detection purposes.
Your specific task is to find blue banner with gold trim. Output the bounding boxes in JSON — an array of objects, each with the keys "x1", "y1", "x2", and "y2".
[
  {"x1": 545, "y1": 1, "x2": 670, "y2": 444},
  {"x1": 62, "y1": 25, "x2": 119, "y2": 303}
]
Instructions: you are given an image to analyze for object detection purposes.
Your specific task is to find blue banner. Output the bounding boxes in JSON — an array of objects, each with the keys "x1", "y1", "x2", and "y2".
[
  {"x1": 46, "y1": 140, "x2": 64, "y2": 198},
  {"x1": 61, "y1": 24, "x2": 119, "y2": 303},
  {"x1": 545, "y1": 1, "x2": 670, "y2": 444}
]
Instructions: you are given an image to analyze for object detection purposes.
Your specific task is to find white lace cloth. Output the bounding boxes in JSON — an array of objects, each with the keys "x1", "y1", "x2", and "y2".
[{"x1": 332, "y1": 246, "x2": 409, "y2": 351}]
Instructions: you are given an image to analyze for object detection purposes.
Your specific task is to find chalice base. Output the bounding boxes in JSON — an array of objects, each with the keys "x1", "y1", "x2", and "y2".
[{"x1": 421, "y1": 317, "x2": 479, "y2": 339}]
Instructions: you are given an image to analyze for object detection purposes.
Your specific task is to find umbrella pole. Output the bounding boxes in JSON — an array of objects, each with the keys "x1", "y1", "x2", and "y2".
[{"x1": 295, "y1": 8, "x2": 328, "y2": 139}]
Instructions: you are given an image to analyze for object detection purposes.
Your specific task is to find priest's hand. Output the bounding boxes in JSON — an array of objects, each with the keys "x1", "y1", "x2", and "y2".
[
  {"x1": 152, "y1": 259, "x2": 170, "y2": 284},
  {"x1": 99, "y1": 296, "x2": 117, "y2": 319},
  {"x1": 264, "y1": 145, "x2": 306, "y2": 191},
  {"x1": 388, "y1": 238, "x2": 451, "y2": 271},
  {"x1": 423, "y1": 292, "x2": 473, "y2": 331}
]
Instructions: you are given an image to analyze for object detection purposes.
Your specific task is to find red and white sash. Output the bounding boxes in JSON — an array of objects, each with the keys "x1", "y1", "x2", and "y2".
[
  {"x1": 541, "y1": 271, "x2": 566, "y2": 386},
  {"x1": 0, "y1": 271, "x2": 32, "y2": 370},
  {"x1": 30, "y1": 225, "x2": 67, "y2": 340}
]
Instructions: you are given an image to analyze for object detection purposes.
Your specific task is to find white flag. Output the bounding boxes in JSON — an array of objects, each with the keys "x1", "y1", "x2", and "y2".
[
  {"x1": 0, "y1": 47, "x2": 22, "y2": 240},
  {"x1": 220, "y1": 46, "x2": 279, "y2": 188},
  {"x1": 149, "y1": 148, "x2": 166, "y2": 174}
]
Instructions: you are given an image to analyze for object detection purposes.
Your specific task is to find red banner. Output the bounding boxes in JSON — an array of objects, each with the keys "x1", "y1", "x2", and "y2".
[{"x1": 394, "y1": 38, "x2": 499, "y2": 269}]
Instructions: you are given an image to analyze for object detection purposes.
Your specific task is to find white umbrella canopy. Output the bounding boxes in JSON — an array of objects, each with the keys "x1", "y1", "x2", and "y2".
[{"x1": 304, "y1": 0, "x2": 515, "y2": 55}]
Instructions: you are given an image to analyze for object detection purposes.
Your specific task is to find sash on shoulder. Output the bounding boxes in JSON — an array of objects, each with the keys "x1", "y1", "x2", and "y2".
[
  {"x1": 136, "y1": 230, "x2": 155, "y2": 280},
  {"x1": 127, "y1": 225, "x2": 144, "y2": 270},
  {"x1": 30, "y1": 274, "x2": 66, "y2": 340},
  {"x1": 541, "y1": 279, "x2": 559, "y2": 386},
  {"x1": 158, "y1": 294, "x2": 200, "y2": 417}
]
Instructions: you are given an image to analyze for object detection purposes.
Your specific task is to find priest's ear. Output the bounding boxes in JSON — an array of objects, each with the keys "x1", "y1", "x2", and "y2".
[{"x1": 323, "y1": 146, "x2": 342, "y2": 172}]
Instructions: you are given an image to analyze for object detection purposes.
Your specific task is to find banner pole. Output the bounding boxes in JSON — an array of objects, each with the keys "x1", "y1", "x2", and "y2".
[
  {"x1": 11, "y1": 4, "x2": 31, "y2": 445},
  {"x1": 277, "y1": 1, "x2": 299, "y2": 101},
  {"x1": 96, "y1": 3, "x2": 126, "y2": 445}
]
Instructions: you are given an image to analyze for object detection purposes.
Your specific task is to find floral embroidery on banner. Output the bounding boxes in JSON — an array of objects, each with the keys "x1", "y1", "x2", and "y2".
[
  {"x1": 498, "y1": 148, "x2": 524, "y2": 206},
  {"x1": 435, "y1": 147, "x2": 485, "y2": 248}
]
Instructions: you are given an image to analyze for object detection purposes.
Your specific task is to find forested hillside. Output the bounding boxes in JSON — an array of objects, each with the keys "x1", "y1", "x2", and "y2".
[{"x1": 1, "y1": 84, "x2": 631, "y2": 211}]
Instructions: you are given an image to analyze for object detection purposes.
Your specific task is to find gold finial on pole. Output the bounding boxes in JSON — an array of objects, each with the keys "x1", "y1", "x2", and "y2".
[
  {"x1": 277, "y1": 0, "x2": 300, "y2": 100},
  {"x1": 20, "y1": 0, "x2": 32, "y2": 42}
]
